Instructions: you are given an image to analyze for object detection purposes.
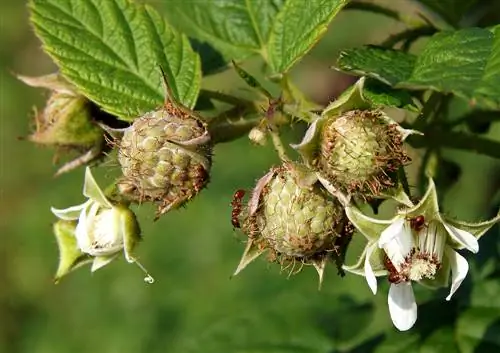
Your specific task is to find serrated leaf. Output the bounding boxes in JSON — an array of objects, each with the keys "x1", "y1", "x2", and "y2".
[
  {"x1": 337, "y1": 27, "x2": 500, "y2": 110},
  {"x1": 162, "y1": 0, "x2": 286, "y2": 61},
  {"x1": 351, "y1": 78, "x2": 418, "y2": 111},
  {"x1": 30, "y1": 0, "x2": 201, "y2": 121},
  {"x1": 162, "y1": 0, "x2": 347, "y2": 74},
  {"x1": 267, "y1": 0, "x2": 348, "y2": 73}
]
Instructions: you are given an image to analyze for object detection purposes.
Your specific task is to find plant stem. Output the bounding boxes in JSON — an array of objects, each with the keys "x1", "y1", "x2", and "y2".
[
  {"x1": 408, "y1": 130, "x2": 500, "y2": 159},
  {"x1": 269, "y1": 130, "x2": 289, "y2": 161}
]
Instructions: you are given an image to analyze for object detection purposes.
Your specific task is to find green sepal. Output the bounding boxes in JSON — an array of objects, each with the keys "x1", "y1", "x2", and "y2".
[
  {"x1": 290, "y1": 116, "x2": 325, "y2": 164},
  {"x1": 343, "y1": 242, "x2": 387, "y2": 276},
  {"x1": 91, "y1": 255, "x2": 118, "y2": 272},
  {"x1": 233, "y1": 239, "x2": 266, "y2": 277},
  {"x1": 445, "y1": 212, "x2": 500, "y2": 247},
  {"x1": 322, "y1": 77, "x2": 371, "y2": 117},
  {"x1": 344, "y1": 205, "x2": 392, "y2": 242},
  {"x1": 53, "y1": 220, "x2": 92, "y2": 283},
  {"x1": 118, "y1": 205, "x2": 142, "y2": 263},
  {"x1": 82, "y1": 167, "x2": 112, "y2": 208}
]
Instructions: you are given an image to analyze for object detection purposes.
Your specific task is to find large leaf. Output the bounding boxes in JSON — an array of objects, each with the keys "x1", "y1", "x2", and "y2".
[
  {"x1": 161, "y1": 0, "x2": 286, "y2": 61},
  {"x1": 162, "y1": 0, "x2": 348, "y2": 74},
  {"x1": 337, "y1": 27, "x2": 500, "y2": 110},
  {"x1": 30, "y1": 0, "x2": 202, "y2": 121}
]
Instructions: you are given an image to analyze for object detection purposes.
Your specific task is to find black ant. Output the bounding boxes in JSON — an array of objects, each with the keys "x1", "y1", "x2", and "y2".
[{"x1": 231, "y1": 189, "x2": 246, "y2": 229}]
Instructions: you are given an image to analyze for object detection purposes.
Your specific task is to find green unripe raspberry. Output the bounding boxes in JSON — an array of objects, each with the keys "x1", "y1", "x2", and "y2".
[
  {"x1": 319, "y1": 110, "x2": 408, "y2": 195},
  {"x1": 118, "y1": 104, "x2": 212, "y2": 217},
  {"x1": 244, "y1": 163, "x2": 347, "y2": 258}
]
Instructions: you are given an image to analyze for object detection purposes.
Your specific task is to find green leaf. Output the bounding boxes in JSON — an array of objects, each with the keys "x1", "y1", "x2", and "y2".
[
  {"x1": 351, "y1": 78, "x2": 419, "y2": 111},
  {"x1": 337, "y1": 27, "x2": 500, "y2": 110},
  {"x1": 455, "y1": 279, "x2": 500, "y2": 353},
  {"x1": 161, "y1": 0, "x2": 286, "y2": 61},
  {"x1": 162, "y1": 0, "x2": 348, "y2": 74},
  {"x1": 30, "y1": 0, "x2": 201, "y2": 121},
  {"x1": 267, "y1": 0, "x2": 348, "y2": 73},
  {"x1": 420, "y1": 327, "x2": 459, "y2": 353}
]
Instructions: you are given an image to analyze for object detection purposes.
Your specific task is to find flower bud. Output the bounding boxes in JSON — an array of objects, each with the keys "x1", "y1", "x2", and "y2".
[
  {"x1": 118, "y1": 102, "x2": 212, "y2": 218},
  {"x1": 18, "y1": 73, "x2": 105, "y2": 175},
  {"x1": 248, "y1": 126, "x2": 267, "y2": 146}
]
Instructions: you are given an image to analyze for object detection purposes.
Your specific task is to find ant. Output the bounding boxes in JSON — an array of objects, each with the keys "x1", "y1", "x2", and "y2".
[
  {"x1": 231, "y1": 189, "x2": 246, "y2": 229},
  {"x1": 408, "y1": 215, "x2": 426, "y2": 232},
  {"x1": 384, "y1": 255, "x2": 407, "y2": 284}
]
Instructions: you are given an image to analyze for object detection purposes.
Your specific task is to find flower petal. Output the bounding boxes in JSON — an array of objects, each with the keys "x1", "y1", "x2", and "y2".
[
  {"x1": 443, "y1": 222, "x2": 479, "y2": 253},
  {"x1": 51, "y1": 201, "x2": 90, "y2": 220},
  {"x1": 388, "y1": 283, "x2": 418, "y2": 331},
  {"x1": 364, "y1": 243, "x2": 379, "y2": 295},
  {"x1": 380, "y1": 218, "x2": 413, "y2": 270},
  {"x1": 75, "y1": 202, "x2": 99, "y2": 253},
  {"x1": 83, "y1": 167, "x2": 112, "y2": 208},
  {"x1": 445, "y1": 249, "x2": 469, "y2": 301},
  {"x1": 379, "y1": 218, "x2": 405, "y2": 247}
]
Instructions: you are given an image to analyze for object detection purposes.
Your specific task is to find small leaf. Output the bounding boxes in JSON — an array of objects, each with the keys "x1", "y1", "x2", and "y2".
[
  {"x1": 30, "y1": 0, "x2": 202, "y2": 121},
  {"x1": 337, "y1": 27, "x2": 500, "y2": 109},
  {"x1": 267, "y1": 0, "x2": 348, "y2": 73}
]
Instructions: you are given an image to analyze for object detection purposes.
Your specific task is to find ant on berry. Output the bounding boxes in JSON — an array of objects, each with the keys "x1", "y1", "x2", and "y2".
[{"x1": 231, "y1": 189, "x2": 246, "y2": 229}]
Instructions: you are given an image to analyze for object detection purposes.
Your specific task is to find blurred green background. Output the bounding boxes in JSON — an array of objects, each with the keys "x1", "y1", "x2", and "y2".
[{"x1": 2, "y1": 1, "x2": 500, "y2": 353}]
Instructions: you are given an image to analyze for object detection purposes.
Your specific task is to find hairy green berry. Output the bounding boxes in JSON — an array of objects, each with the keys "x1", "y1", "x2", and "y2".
[
  {"x1": 234, "y1": 162, "x2": 353, "y2": 285},
  {"x1": 318, "y1": 109, "x2": 409, "y2": 196},
  {"x1": 118, "y1": 102, "x2": 212, "y2": 218}
]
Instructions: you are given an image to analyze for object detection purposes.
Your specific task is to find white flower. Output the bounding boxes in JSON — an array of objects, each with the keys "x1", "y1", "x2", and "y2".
[
  {"x1": 344, "y1": 179, "x2": 500, "y2": 331},
  {"x1": 51, "y1": 167, "x2": 153, "y2": 283}
]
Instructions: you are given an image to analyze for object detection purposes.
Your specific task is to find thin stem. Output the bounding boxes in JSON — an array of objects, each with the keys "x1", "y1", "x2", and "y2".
[
  {"x1": 269, "y1": 130, "x2": 289, "y2": 161},
  {"x1": 381, "y1": 26, "x2": 437, "y2": 49},
  {"x1": 345, "y1": 2, "x2": 406, "y2": 23},
  {"x1": 199, "y1": 89, "x2": 254, "y2": 107},
  {"x1": 408, "y1": 130, "x2": 500, "y2": 159}
]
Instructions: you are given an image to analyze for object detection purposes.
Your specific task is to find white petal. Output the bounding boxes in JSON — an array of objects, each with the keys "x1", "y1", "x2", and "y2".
[
  {"x1": 75, "y1": 207, "x2": 91, "y2": 252},
  {"x1": 50, "y1": 201, "x2": 90, "y2": 220},
  {"x1": 388, "y1": 283, "x2": 418, "y2": 331},
  {"x1": 380, "y1": 218, "x2": 413, "y2": 269},
  {"x1": 379, "y1": 218, "x2": 405, "y2": 247},
  {"x1": 443, "y1": 223, "x2": 479, "y2": 253},
  {"x1": 445, "y1": 249, "x2": 469, "y2": 301},
  {"x1": 83, "y1": 167, "x2": 113, "y2": 208},
  {"x1": 364, "y1": 243, "x2": 378, "y2": 295}
]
